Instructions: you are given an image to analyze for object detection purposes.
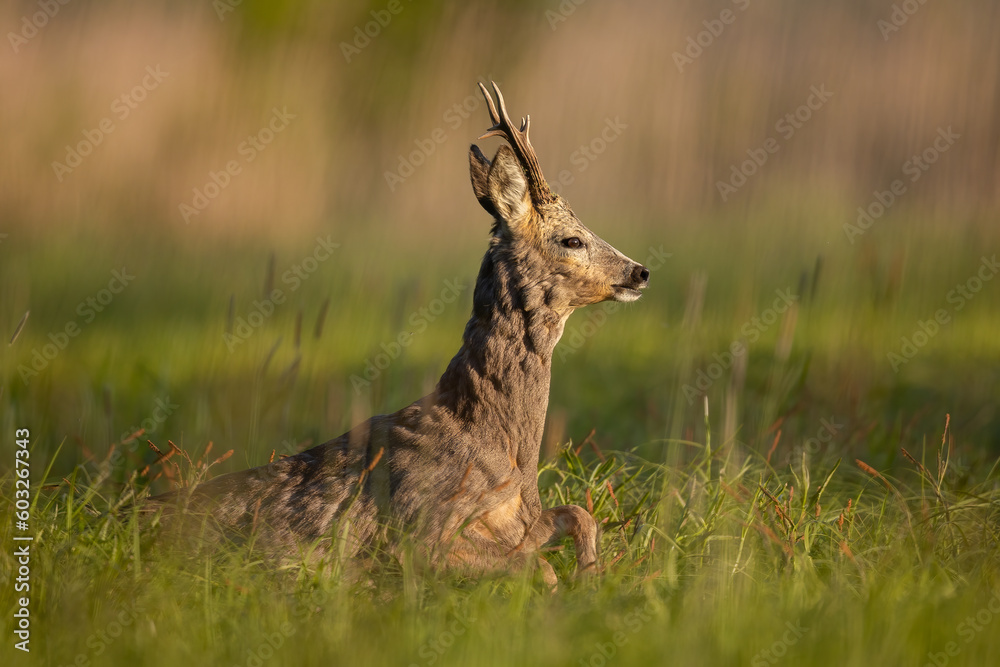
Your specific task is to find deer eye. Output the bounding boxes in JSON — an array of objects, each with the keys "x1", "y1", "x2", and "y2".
[{"x1": 562, "y1": 237, "x2": 583, "y2": 249}]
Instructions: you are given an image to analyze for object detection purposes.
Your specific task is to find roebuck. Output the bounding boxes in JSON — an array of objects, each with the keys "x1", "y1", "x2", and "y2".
[{"x1": 160, "y1": 82, "x2": 649, "y2": 581}]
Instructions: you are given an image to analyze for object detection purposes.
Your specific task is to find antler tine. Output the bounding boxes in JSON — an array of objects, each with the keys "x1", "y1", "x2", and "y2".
[
  {"x1": 478, "y1": 81, "x2": 501, "y2": 131},
  {"x1": 486, "y1": 83, "x2": 534, "y2": 146},
  {"x1": 490, "y1": 80, "x2": 510, "y2": 124},
  {"x1": 477, "y1": 80, "x2": 524, "y2": 144},
  {"x1": 475, "y1": 80, "x2": 554, "y2": 205}
]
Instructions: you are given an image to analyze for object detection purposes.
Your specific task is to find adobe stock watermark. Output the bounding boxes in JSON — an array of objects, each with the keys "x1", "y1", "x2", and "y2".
[
  {"x1": 547, "y1": 117, "x2": 629, "y2": 196},
  {"x1": 350, "y1": 278, "x2": 467, "y2": 393},
  {"x1": 750, "y1": 619, "x2": 809, "y2": 666},
  {"x1": 557, "y1": 245, "x2": 672, "y2": 361},
  {"x1": 785, "y1": 418, "x2": 844, "y2": 464},
  {"x1": 236, "y1": 587, "x2": 333, "y2": 667},
  {"x1": 17, "y1": 268, "x2": 135, "y2": 385},
  {"x1": 179, "y1": 106, "x2": 296, "y2": 224},
  {"x1": 223, "y1": 236, "x2": 340, "y2": 352},
  {"x1": 119, "y1": 396, "x2": 178, "y2": 443},
  {"x1": 51, "y1": 65, "x2": 169, "y2": 182},
  {"x1": 923, "y1": 589, "x2": 1000, "y2": 667},
  {"x1": 340, "y1": 0, "x2": 412, "y2": 63},
  {"x1": 716, "y1": 84, "x2": 833, "y2": 202},
  {"x1": 672, "y1": 0, "x2": 751, "y2": 73},
  {"x1": 12, "y1": 427, "x2": 31, "y2": 653},
  {"x1": 888, "y1": 255, "x2": 998, "y2": 372},
  {"x1": 407, "y1": 608, "x2": 477, "y2": 667},
  {"x1": 878, "y1": 0, "x2": 931, "y2": 41},
  {"x1": 843, "y1": 126, "x2": 959, "y2": 243},
  {"x1": 110, "y1": 396, "x2": 179, "y2": 467},
  {"x1": 55, "y1": 600, "x2": 146, "y2": 665},
  {"x1": 544, "y1": 0, "x2": 588, "y2": 31},
  {"x1": 384, "y1": 82, "x2": 493, "y2": 191},
  {"x1": 577, "y1": 600, "x2": 657, "y2": 667},
  {"x1": 234, "y1": 622, "x2": 296, "y2": 667},
  {"x1": 213, "y1": 0, "x2": 243, "y2": 21},
  {"x1": 682, "y1": 288, "x2": 797, "y2": 404},
  {"x1": 7, "y1": 0, "x2": 74, "y2": 54}
]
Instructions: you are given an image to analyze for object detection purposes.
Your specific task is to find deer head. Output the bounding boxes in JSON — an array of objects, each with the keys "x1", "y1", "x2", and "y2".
[{"x1": 469, "y1": 82, "x2": 649, "y2": 312}]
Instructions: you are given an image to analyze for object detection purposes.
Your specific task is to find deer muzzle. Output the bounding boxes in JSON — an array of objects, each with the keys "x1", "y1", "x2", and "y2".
[{"x1": 611, "y1": 262, "x2": 650, "y2": 302}]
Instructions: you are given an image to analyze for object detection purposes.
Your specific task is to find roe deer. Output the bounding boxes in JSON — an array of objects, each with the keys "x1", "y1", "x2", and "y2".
[{"x1": 155, "y1": 82, "x2": 649, "y2": 581}]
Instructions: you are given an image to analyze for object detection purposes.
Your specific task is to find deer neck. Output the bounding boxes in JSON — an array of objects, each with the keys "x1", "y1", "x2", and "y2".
[{"x1": 435, "y1": 243, "x2": 569, "y2": 450}]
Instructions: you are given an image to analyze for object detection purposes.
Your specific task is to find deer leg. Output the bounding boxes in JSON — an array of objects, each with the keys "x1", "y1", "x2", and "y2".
[
  {"x1": 537, "y1": 556, "x2": 558, "y2": 592},
  {"x1": 522, "y1": 505, "x2": 599, "y2": 576}
]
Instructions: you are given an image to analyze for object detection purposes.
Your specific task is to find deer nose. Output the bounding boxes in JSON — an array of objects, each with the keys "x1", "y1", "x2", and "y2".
[{"x1": 631, "y1": 264, "x2": 650, "y2": 287}]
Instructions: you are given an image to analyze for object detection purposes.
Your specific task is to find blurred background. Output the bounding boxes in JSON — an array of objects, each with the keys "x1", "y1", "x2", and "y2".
[{"x1": 1, "y1": 0, "x2": 999, "y2": 479}]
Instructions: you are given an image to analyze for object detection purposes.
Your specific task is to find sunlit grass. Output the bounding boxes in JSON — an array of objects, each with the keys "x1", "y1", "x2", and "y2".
[
  {"x1": 2, "y1": 413, "x2": 998, "y2": 666},
  {"x1": 2, "y1": 224, "x2": 999, "y2": 666}
]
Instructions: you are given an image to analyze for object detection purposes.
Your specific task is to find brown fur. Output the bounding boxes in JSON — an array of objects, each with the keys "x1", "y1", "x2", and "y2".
[{"x1": 149, "y1": 83, "x2": 649, "y2": 579}]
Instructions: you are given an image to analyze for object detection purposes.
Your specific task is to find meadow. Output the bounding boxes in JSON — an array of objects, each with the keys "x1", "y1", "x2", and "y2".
[
  {"x1": 2, "y1": 213, "x2": 999, "y2": 666},
  {"x1": 2, "y1": 0, "x2": 1000, "y2": 665}
]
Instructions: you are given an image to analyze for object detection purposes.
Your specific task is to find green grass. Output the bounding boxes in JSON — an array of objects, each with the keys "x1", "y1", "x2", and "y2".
[{"x1": 2, "y1": 221, "x2": 1000, "y2": 666}]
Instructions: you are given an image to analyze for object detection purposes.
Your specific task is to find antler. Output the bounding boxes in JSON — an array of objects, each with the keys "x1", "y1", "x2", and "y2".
[{"x1": 478, "y1": 81, "x2": 554, "y2": 206}]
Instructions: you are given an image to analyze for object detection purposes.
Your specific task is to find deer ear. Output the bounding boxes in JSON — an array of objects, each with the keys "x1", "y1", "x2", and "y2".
[
  {"x1": 468, "y1": 144, "x2": 497, "y2": 217},
  {"x1": 485, "y1": 144, "x2": 530, "y2": 223}
]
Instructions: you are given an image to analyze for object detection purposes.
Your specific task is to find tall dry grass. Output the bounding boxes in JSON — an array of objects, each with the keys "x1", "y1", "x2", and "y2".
[{"x1": 1, "y1": 0, "x2": 997, "y2": 240}]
